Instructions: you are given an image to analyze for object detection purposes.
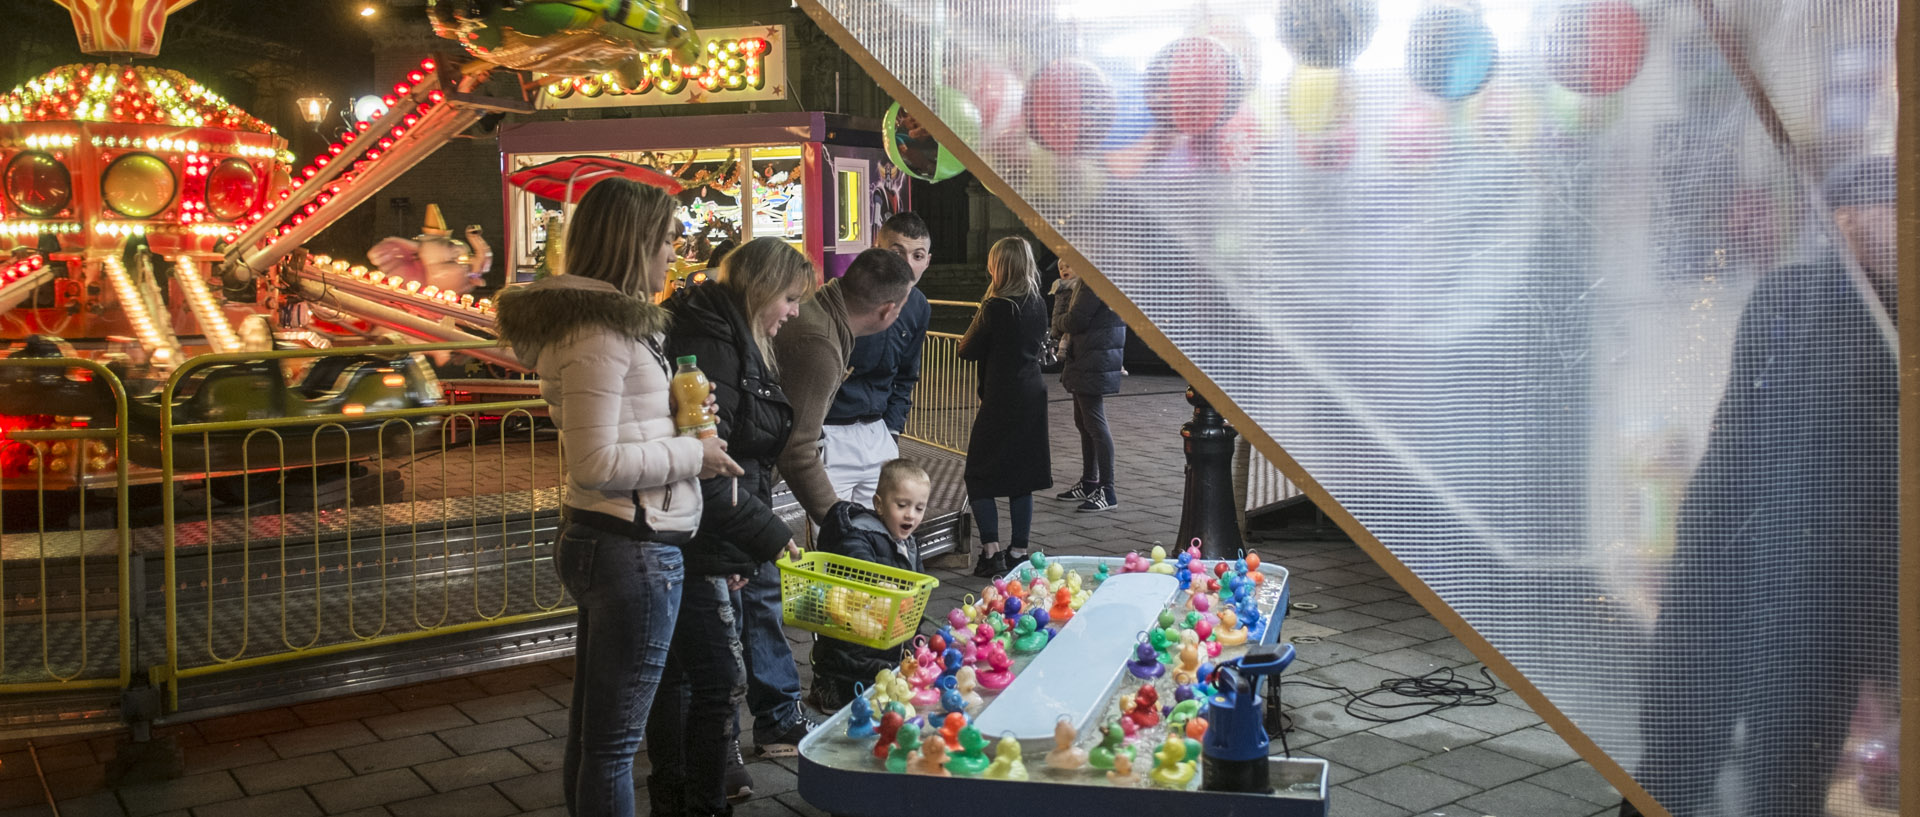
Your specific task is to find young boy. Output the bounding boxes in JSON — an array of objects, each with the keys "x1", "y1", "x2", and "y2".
[{"x1": 806, "y1": 459, "x2": 931, "y2": 712}]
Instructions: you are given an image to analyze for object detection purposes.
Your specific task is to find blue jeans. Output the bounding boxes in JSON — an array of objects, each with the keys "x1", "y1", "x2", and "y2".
[
  {"x1": 555, "y1": 521, "x2": 684, "y2": 817},
  {"x1": 733, "y1": 561, "x2": 802, "y2": 737},
  {"x1": 647, "y1": 576, "x2": 746, "y2": 816}
]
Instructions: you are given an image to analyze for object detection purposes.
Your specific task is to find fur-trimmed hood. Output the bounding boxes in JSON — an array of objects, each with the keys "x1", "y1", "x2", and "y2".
[{"x1": 493, "y1": 275, "x2": 671, "y2": 368}]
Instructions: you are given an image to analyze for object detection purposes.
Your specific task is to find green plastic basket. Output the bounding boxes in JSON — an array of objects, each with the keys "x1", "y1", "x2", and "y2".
[{"x1": 776, "y1": 551, "x2": 938, "y2": 649}]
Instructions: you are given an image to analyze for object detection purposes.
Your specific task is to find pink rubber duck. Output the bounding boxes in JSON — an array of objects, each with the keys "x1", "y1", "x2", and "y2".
[
  {"x1": 1122, "y1": 552, "x2": 1148, "y2": 573},
  {"x1": 975, "y1": 641, "x2": 1016, "y2": 691},
  {"x1": 947, "y1": 606, "x2": 970, "y2": 631},
  {"x1": 957, "y1": 636, "x2": 978, "y2": 666},
  {"x1": 972, "y1": 623, "x2": 995, "y2": 653}
]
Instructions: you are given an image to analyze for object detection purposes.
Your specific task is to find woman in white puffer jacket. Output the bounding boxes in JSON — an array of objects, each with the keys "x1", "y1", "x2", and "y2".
[{"x1": 495, "y1": 178, "x2": 741, "y2": 817}]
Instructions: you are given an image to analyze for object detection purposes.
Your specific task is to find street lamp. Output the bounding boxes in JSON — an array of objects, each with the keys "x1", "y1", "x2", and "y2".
[{"x1": 296, "y1": 96, "x2": 333, "y2": 128}]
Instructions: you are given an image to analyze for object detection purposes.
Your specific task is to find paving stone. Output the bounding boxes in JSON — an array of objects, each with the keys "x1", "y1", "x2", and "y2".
[
  {"x1": 182, "y1": 738, "x2": 275, "y2": 776},
  {"x1": 337, "y1": 735, "x2": 453, "y2": 775},
  {"x1": 1347, "y1": 599, "x2": 1430, "y2": 623},
  {"x1": 1379, "y1": 617, "x2": 1454, "y2": 641},
  {"x1": 1364, "y1": 716, "x2": 1495, "y2": 754},
  {"x1": 385, "y1": 785, "x2": 517, "y2": 817},
  {"x1": 1476, "y1": 728, "x2": 1584, "y2": 768},
  {"x1": 537, "y1": 682, "x2": 573, "y2": 708},
  {"x1": 453, "y1": 689, "x2": 559, "y2": 725},
  {"x1": 1300, "y1": 659, "x2": 1395, "y2": 693},
  {"x1": 1527, "y1": 762, "x2": 1623, "y2": 805},
  {"x1": 363, "y1": 706, "x2": 474, "y2": 741},
  {"x1": 776, "y1": 791, "x2": 828, "y2": 817},
  {"x1": 290, "y1": 695, "x2": 401, "y2": 728},
  {"x1": 231, "y1": 752, "x2": 353, "y2": 795},
  {"x1": 412, "y1": 749, "x2": 532, "y2": 794},
  {"x1": 1287, "y1": 637, "x2": 1388, "y2": 669},
  {"x1": 525, "y1": 708, "x2": 568, "y2": 738},
  {"x1": 1357, "y1": 646, "x2": 1458, "y2": 678},
  {"x1": 493, "y1": 768, "x2": 563, "y2": 811},
  {"x1": 264, "y1": 722, "x2": 379, "y2": 760},
  {"x1": 194, "y1": 710, "x2": 308, "y2": 744},
  {"x1": 1324, "y1": 787, "x2": 1410, "y2": 817},
  {"x1": 29, "y1": 741, "x2": 99, "y2": 774},
  {"x1": 0, "y1": 779, "x2": 46, "y2": 811},
  {"x1": 380, "y1": 679, "x2": 488, "y2": 712},
  {"x1": 189, "y1": 788, "x2": 323, "y2": 817},
  {"x1": 306, "y1": 769, "x2": 432, "y2": 814},
  {"x1": 1302, "y1": 732, "x2": 1428, "y2": 775},
  {"x1": 734, "y1": 798, "x2": 804, "y2": 817},
  {"x1": 1286, "y1": 700, "x2": 1381, "y2": 739},
  {"x1": 1324, "y1": 626, "x2": 1424, "y2": 654},
  {"x1": 117, "y1": 771, "x2": 243, "y2": 817},
  {"x1": 1459, "y1": 779, "x2": 1599, "y2": 817},
  {"x1": 43, "y1": 761, "x2": 106, "y2": 801},
  {"x1": 741, "y1": 758, "x2": 798, "y2": 798},
  {"x1": 45, "y1": 791, "x2": 123, "y2": 817},
  {"x1": 435, "y1": 718, "x2": 548, "y2": 756},
  {"x1": 1412, "y1": 743, "x2": 1546, "y2": 789},
  {"x1": 1409, "y1": 638, "x2": 1480, "y2": 666},
  {"x1": 1297, "y1": 609, "x2": 1388, "y2": 634},
  {"x1": 518, "y1": 809, "x2": 566, "y2": 817},
  {"x1": 1301, "y1": 567, "x2": 1374, "y2": 588},
  {"x1": 1344, "y1": 765, "x2": 1481, "y2": 814},
  {"x1": 469, "y1": 664, "x2": 570, "y2": 696},
  {"x1": 1283, "y1": 592, "x2": 1361, "y2": 612},
  {"x1": 1430, "y1": 702, "x2": 1546, "y2": 736}
]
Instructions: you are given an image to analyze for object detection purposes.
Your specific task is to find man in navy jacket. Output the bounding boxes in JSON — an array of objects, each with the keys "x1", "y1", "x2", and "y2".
[{"x1": 821, "y1": 213, "x2": 932, "y2": 508}]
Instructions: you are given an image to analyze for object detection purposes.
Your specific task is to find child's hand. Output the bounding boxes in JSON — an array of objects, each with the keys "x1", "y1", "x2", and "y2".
[
  {"x1": 726, "y1": 574, "x2": 749, "y2": 591},
  {"x1": 785, "y1": 541, "x2": 804, "y2": 561}
]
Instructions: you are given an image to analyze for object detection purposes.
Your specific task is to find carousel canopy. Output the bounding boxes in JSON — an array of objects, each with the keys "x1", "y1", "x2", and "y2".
[{"x1": 0, "y1": 63, "x2": 274, "y2": 134}]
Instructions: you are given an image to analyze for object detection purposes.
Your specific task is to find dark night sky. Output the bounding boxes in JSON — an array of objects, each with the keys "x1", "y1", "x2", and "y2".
[{"x1": 5, "y1": 0, "x2": 385, "y2": 135}]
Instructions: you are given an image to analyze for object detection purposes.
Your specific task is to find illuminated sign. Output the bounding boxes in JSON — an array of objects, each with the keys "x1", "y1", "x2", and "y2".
[{"x1": 537, "y1": 25, "x2": 787, "y2": 109}]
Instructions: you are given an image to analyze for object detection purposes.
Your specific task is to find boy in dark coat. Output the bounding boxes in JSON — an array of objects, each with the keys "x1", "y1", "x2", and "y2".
[{"x1": 805, "y1": 460, "x2": 931, "y2": 713}]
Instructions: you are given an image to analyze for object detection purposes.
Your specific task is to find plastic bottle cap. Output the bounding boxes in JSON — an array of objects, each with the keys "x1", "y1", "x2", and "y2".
[{"x1": 676, "y1": 355, "x2": 697, "y2": 365}]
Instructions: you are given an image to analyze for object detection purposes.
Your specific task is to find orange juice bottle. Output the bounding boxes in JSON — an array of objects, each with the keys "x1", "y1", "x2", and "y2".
[{"x1": 671, "y1": 356, "x2": 717, "y2": 438}]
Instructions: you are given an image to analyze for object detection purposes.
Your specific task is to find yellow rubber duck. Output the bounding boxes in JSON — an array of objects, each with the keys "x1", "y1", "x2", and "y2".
[
  {"x1": 1148, "y1": 544, "x2": 1176, "y2": 575},
  {"x1": 1106, "y1": 751, "x2": 1139, "y2": 786},
  {"x1": 1215, "y1": 608, "x2": 1249, "y2": 647},
  {"x1": 870, "y1": 668, "x2": 897, "y2": 707},
  {"x1": 983, "y1": 733, "x2": 1029, "y2": 780},
  {"x1": 1149, "y1": 735, "x2": 1196, "y2": 788}
]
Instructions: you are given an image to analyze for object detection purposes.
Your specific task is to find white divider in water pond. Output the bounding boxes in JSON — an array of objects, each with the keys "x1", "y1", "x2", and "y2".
[{"x1": 971, "y1": 572, "x2": 1179, "y2": 755}]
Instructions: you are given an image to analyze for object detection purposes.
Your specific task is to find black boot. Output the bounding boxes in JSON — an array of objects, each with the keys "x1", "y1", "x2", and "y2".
[{"x1": 970, "y1": 547, "x2": 1007, "y2": 578}]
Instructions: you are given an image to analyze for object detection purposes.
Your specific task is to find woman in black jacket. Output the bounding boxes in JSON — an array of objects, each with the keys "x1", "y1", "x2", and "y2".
[
  {"x1": 1052, "y1": 258, "x2": 1126, "y2": 512},
  {"x1": 957, "y1": 236, "x2": 1051, "y2": 577},
  {"x1": 651, "y1": 237, "x2": 813, "y2": 817}
]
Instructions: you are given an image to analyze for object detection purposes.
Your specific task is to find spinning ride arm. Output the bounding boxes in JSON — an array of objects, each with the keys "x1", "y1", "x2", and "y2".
[{"x1": 220, "y1": 61, "x2": 532, "y2": 281}]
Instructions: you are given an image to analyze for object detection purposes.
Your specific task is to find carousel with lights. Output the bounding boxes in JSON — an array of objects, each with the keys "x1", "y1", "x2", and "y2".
[{"x1": 0, "y1": 0, "x2": 458, "y2": 487}]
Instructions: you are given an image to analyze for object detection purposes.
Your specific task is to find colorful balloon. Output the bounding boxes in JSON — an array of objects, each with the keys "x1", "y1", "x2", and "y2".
[
  {"x1": 1277, "y1": 0, "x2": 1378, "y2": 68},
  {"x1": 883, "y1": 102, "x2": 966, "y2": 182},
  {"x1": 1022, "y1": 59, "x2": 1116, "y2": 156},
  {"x1": 1544, "y1": 1, "x2": 1648, "y2": 95},
  {"x1": 1145, "y1": 36, "x2": 1249, "y2": 135},
  {"x1": 1286, "y1": 66, "x2": 1352, "y2": 134},
  {"x1": 1406, "y1": 4, "x2": 1498, "y2": 100}
]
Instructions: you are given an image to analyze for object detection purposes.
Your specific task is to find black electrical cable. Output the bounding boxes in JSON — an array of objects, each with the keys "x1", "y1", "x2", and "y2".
[{"x1": 1278, "y1": 665, "x2": 1504, "y2": 728}]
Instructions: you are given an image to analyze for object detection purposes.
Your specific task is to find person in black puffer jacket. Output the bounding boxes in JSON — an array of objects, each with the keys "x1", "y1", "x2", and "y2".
[
  {"x1": 1052, "y1": 258, "x2": 1125, "y2": 513},
  {"x1": 808, "y1": 460, "x2": 931, "y2": 712},
  {"x1": 651, "y1": 237, "x2": 814, "y2": 817}
]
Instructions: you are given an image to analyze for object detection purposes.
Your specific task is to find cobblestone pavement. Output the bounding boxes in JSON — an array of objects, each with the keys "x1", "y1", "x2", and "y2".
[{"x1": 0, "y1": 375, "x2": 1624, "y2": 817}]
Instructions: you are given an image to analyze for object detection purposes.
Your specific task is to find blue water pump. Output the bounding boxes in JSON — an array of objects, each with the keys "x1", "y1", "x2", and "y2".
[{"x1": 1200, "y1": 643, "x2": 1295, "y2": 793}]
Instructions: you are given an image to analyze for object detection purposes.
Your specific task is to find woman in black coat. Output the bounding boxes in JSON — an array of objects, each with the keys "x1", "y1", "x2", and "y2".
[
  {"x1": 957, "y1": 236, "x2": 1051, "y2": 577},
  {"x1": 1051, "y1": 258, "x2": 1126, "y2": 512},
  {"x1": 653, "y1": 237, "x2": 812, "y2": 816}
]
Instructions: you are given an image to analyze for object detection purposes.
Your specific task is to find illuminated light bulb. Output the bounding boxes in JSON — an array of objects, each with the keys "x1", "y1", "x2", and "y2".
[
  {"x1": 420, "y1": 58, "x2": 436, "y2": 70},
  {"x1": 342, "y1": 404, "x2": 366, "y2": 416},
  {"x1": 421, "y1": 285, "x2": 440, "y2": 298},
  {"x1": 459, "y1": 294, "x2": 475, "y2": 307},
  {"x1": 405, "y1": 280, "x2": 421, "y2": 293},
  {"x1": 382, "y1": 374, "x2": 405, "y2": 387}
]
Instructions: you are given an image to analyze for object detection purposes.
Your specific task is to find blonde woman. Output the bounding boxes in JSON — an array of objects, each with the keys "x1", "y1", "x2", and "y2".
[
  {"x1": 655, "y1": 237, "x2": 813, "y2": 813},
  {"x1": 493, "y1": 178, "x2": 741, "y2": 817},
  {"x1": 957, "y1": 236, "x2": 1053, "y2": 577}
]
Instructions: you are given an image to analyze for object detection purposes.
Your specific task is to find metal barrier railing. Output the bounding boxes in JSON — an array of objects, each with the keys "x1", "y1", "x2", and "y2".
[
  {"x1": 154, "y1": 341, "x2": 569, "y2": 705},
  {"x1": 0, "y1": 358, "x2": 132, "y2": 694},
  {"x1": 902, "y1": 331, "x2": 978, "y2": 455}
]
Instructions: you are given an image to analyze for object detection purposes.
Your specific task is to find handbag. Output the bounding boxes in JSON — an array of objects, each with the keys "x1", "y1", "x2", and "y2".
[{"x1": 1039, "y1": 334, "x2": 1063, "y2": 373}]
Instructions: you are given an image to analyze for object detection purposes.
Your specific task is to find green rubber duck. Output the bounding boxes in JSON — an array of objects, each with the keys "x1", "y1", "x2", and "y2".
[
  {"x1": 946, "y1": 724, "x2": 992, "y2": 777},
  {"x1": 1094, "y1": 563, "x2": 1110, "y2": 584},
  {"x1": 887, "y1": 723, "x2": 920, "y2": 773},
  {"x1": 1148, "y1": 627, "x2": 1178, "y2": 665},
  {"x1": 1087, "y1": 723, "x2": 1135, "y2": 771},
  {"x1": 1011, "y1": 614, "x2": 1049, "y2": 654}
]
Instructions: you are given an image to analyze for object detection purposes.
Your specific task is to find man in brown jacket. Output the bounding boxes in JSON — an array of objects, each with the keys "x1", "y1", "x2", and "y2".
[
  {"x1": 776, "y1": 248, "x2": 917, "y2": 524},
  {"x1": 732, "y1": 248, "x2": 912, "y2": 757}
]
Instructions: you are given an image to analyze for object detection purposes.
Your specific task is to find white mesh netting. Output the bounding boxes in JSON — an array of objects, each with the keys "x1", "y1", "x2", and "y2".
[{"x1": 805, "y1": 1, "x2": 1901, "y2": 815}]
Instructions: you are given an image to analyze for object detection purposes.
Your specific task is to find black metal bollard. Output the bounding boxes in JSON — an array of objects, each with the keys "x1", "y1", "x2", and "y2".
[{"x1": 1177, "y1": 387, "x2": 1244, "y2": 560}]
